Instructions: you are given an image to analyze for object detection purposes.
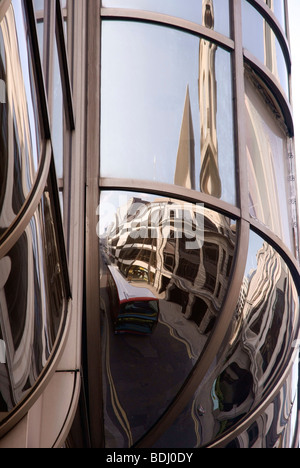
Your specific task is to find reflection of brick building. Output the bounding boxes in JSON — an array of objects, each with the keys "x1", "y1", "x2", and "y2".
[{"x1": 106, "y1": 197, "x2": 236, "y2": 336}]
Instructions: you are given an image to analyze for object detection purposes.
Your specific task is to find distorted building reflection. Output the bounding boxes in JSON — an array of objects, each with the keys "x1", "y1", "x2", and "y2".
[
  {"x1": 154, "y1": 231, "x2": 299, "y2": 448},
  {"x1": 0, "y1": 3, "x2": 41, "y2": 233},
  {"x1": 99, "y1": 191, "x2": 236, "y2": 446},
  {"x1": 0, "y1": 193, "x2": 65, "y2": 417},
  {"x1": 199, "y1": 0, "x2": 222, "y2": 198}
]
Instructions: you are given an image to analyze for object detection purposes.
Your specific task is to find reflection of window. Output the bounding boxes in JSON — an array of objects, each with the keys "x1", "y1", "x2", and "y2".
[
  {"x1": 218, "y1": 363, "x2": 253, "y2": 412},
  {"x1": 261, "y1": 288, "x2": 285, "y2": 373},
  {"x1": 189, "y1": 297, "x2": 208, "y2": 327},
  {"x1": 177, "y1": 258, "x2": 199, "y2": 283},
  {"x1": 204, "y1": 272, "x2": 216, "y2": 293},
  {"x1": 164, "y1": 253, "x2": 175, "y2": 272},
  {"x1": 203, "y1": 242, "x2": 219, "y2": 266}
]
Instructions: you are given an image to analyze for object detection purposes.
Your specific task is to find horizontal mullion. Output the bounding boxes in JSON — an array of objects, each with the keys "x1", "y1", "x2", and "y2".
[
  {"x1": 99, "y1": 177, "x2": 241, "y2": 219},
  {"x1": 100, "y1": 7, "x2": 235, "y2": 51}
]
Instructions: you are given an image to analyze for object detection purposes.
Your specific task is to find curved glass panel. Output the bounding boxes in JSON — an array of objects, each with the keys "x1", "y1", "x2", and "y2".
[
  {"x1": 242, "y1": 0, "x2": 289, "y2": 97},
  {"x1": 225, "y1": 359, "x2": 299, "y2": 448},
  {"x1": 98, "y1": 190, "x2": 237, "y2": 447},
  {"x1": 0, "y1": 1, "x2": 42, "y2": 234},
  {"x1": 245, "y1": 73, "x2": 293, "y2": 252},
  {"x1": 101, "y1": 21, "x2": 236, "y2": 205},
  {"x1": 263, "y1": 0, "x2": 286, "y2": 34},
  {"x1": 101, "y1": 0, "x2": 230, "y2": 37},
  {"x1": 153, "y1": 230, "x2": 299, "y2": 448},
  {"x1": 0, "y1": 193, "x2": 66, "y2": 418}
]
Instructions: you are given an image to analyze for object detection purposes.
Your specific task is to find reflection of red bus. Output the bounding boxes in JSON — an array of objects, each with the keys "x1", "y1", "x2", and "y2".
[{"x1": 107, "y1": 265, "x2": 159, "y2": 335}]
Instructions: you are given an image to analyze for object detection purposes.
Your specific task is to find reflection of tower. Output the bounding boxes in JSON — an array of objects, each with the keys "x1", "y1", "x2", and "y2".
[
  {"x1": 199, "y1": 0, "x2": 222, "y2": 199},
  {"x1": 174, "y1": 86, "x2": 195, "y2": 190}
]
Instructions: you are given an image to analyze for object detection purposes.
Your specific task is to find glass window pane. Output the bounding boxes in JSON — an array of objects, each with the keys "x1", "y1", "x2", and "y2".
[
  {"x1": 0, "y1": 193, "x2": 66, "y2": 415},
  {"x1": 100, "y1": 21, "x2": 236, "y2": 205},
  {"x1": 0, "y1": 2, "x2": 42, "y2": 232},
  {"x1": 102, "y1": 0, "x2": 230, "y2": 37},
  {"x1": 33, "y1": 0, "x2": 44, "y2": 11},
  {"x1": 98, "y1": 190, "x2": 237, "y2": 447},
  {"x1": 245, "y1": 73, "x2": 293, "y2": 251},
  {"x1": 242, "y1": 0, "x2": 289, "y2": 97},
  {"x1": 263, "y1": 0, "x2": 286, "y2": 33},
  {"x1": 153, "y1": 230, "x2": 300, "y2": 448},
  {"x1": 52, "y1": 41, "x2": 64, "y2": 178}
]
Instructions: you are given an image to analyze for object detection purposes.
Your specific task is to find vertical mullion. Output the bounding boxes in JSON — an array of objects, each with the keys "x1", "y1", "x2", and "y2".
[
  {"x1": 55, "y1": 0, "x2": 75, "y2": 131},
  {"x1": 43, "y1": 0, "x2": 56, "y2": 120},
  {"x1": 85, "y1": 0, "x2": 104, "y2": 448},
  {"x1": 232, "y1": 0, "x2": 249, "y2": 221}
]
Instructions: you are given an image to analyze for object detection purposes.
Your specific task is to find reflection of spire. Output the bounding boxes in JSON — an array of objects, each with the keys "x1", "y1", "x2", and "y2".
[
  {"x1": 174, "y1": 85, "x2": 195, "y2": 190},
  {"x1": 199, "y1": 0, "x2": 222, "y2": 199}
]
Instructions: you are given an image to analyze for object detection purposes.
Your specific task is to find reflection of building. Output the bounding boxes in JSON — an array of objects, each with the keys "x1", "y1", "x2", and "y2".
[
  {"x1": 174, "y1": 86, "x2": 195, "y2": 190},
  {"x1": 0, "y1": 0, "x2": 299, "y2": 450},
  {"x1": 199, "y1": 0, "x2": 221, "y2": 198},
  {"x1": 105, "y1": 196, "x2": 235, "y2": 347}
]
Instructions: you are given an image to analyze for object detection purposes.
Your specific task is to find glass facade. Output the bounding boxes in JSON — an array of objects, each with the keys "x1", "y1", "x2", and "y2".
[
  {"x1": 97, "y1": 0, "x2": 300, "y2": 449},
  {"x1": 0, "y1": 0, "x2": 299, "y2": 449}
]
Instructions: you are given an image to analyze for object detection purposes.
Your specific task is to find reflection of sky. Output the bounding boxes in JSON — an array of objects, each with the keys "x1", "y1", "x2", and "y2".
[
  {"x1": 101, "y1": 21, "x2": 199, "y2": 183},
  {"x1": 244, "y1": 231, "x2": 264, "y2": 279},
  {"x1": 101, "y1": 20, "x2": 235, "y2": 205},
  {"x1": 98, "y1": 191, "x2": 156, "y2": 236},
  {"x1": 12, "y1": 0, "x2": 39, "y2": 171}
]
